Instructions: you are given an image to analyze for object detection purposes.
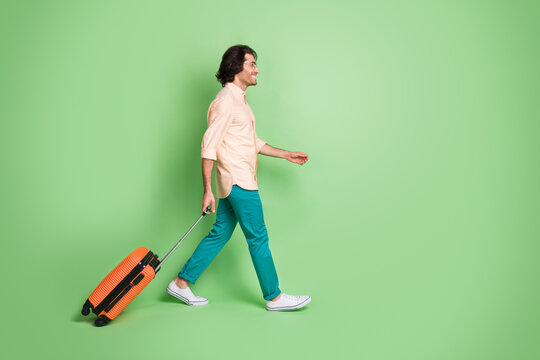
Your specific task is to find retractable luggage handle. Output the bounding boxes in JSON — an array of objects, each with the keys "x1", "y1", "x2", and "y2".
[{"x1": 155, "y1": 206, "x2": 212, "y2": 272}]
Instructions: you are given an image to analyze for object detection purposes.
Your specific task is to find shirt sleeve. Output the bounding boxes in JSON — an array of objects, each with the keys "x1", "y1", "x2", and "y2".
[
  {"x1": 255, "y1": 135, "x2": 266, "y2": 153},
  {"x1": 201, "y1": 97, "x2": 233, "y2": 160}
]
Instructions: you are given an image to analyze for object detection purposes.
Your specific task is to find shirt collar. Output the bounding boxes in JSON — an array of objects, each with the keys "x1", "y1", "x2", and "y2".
[{"x1": 226, "y1": 82, "x2": 246, "y2": 98}]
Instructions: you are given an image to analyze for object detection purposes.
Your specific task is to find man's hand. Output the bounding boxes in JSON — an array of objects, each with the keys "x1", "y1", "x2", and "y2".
[
  {"x1": 286, "y1": 151, "x2": 309, "y2": 165},
  {"x1": 202, "y1": 191, "x2": 216, "y2": 214}
]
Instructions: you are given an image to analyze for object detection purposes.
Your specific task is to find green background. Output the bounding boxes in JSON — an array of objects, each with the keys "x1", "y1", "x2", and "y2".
[{"x1": 1, "y1": 0, "x2": 539, "y2": 359}]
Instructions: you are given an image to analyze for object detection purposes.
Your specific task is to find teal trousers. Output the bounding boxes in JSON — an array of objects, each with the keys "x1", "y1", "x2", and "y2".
[{"x1": 179, "y1": 185, "x2": 281, "y2": 300}]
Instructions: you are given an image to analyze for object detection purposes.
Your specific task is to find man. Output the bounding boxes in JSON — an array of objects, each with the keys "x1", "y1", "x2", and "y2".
[{"x1": 167, "y1": 45, "x2": 311, "y2": 311}]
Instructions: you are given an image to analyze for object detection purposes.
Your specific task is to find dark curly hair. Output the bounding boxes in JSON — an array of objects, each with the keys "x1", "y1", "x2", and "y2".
[{"x1": 215, "y1": 45, "x2": 257, "y2": 86}]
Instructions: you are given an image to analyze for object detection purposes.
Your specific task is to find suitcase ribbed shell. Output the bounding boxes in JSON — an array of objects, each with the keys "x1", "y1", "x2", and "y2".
[
  {"x1": 88, "y1": 247, "x2": 156, "y2": 320},
  {"x1": 103, "y1": 264, "x2": 155, "y2": 319}
]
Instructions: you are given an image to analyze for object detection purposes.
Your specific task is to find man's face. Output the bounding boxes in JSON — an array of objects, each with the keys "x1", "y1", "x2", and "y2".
[{"x1": 236, "y1": 53, "x2": 259, "y2": 87}]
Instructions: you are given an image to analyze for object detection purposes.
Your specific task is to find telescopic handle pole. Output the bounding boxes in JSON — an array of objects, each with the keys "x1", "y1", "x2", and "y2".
[{"x1": 155, "y1": 206, "x2": 212, "y2": 272}]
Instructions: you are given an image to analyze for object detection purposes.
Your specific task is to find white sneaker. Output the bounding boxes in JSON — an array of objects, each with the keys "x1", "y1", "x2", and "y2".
[
  {"x1": 166, "y1": 280, "x2": 208, "y2": 306},
  {"x1": 266, "y1": 293, "x2": 311, "y2": 311}
]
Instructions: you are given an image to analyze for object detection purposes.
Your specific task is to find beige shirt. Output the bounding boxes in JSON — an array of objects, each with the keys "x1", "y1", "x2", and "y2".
[{"x1": 201, "y1": 83, "x2": 266, "y2": 198}]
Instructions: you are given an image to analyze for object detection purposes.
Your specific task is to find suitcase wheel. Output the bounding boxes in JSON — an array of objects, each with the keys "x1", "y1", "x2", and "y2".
[
  {"x1": 81, "y1": 299, "x2": 93, "y2": 316},
  {"x1": 94, "y1": 315, "x2": 111, "y2": 327}
]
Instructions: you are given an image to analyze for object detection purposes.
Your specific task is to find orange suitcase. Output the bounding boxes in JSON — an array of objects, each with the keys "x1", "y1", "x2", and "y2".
[{"x1": 81, "y1": 208, "x2": 210, "y2": 326}]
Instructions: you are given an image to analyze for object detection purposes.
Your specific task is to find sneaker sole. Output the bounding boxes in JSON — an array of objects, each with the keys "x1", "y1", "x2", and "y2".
[
  {"x1": 266, "y1": 296, "x2": 311, "y2": 311},
  {"x1": 167, "y1": 287, "x2": 208, "y2": 306}
]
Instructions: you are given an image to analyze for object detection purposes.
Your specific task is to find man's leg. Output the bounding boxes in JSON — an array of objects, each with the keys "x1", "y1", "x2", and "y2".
[
  {"x1": 226, "y1": 185, "x2": 281, "y2": 301},
  {"x1": 178, "y1": 197, "x2": 237, "y2": 284}
]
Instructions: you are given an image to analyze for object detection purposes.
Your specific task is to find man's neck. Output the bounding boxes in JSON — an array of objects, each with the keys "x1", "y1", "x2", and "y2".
[{"x1": 231, "y1": 79, "x2": 247, "y2": 92}]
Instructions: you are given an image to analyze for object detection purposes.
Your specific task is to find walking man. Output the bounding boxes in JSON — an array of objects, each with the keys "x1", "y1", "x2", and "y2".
[{"x1": 167, "y1": 45, "x2": 311, "y2": 311}]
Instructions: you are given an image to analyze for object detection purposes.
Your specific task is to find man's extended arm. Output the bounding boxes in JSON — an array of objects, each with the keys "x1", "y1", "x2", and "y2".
[
  {"x1": 200, "y1": 98, "x2": 233, "y2": 214},
  {"x1": 259, "y1": 144, "x2": 309, "y2": 165},
  {"x1": 201, "y1": 158, "x2": 216, "y2": 213}
]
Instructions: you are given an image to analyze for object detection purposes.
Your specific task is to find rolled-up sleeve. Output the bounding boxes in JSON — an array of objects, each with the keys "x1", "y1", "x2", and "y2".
[
  {"x1": 255, "y1": 135, "x2": 266, "y2": 153},
  {"x1": 201, "y1": 98, "x2": 232, "y2": 160}
]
